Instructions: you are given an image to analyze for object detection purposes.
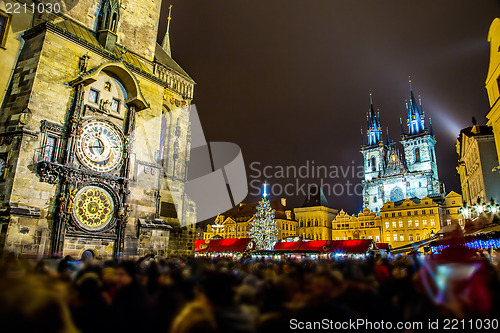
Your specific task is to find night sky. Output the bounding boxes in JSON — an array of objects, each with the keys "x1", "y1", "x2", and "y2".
[{"x1": 157, "y1": 0, "x2": 500, "y2": 215}]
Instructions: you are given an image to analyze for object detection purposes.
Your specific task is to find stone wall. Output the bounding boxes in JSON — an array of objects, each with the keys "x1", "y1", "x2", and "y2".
[
  {"x1": 136, "y1": 228, "x2": 170, "y2": 257},
  {"x1": 165, "y1": 221, "x2": 194, "y2": 257},
  {"x1": 63, "y1": 235, "x2": 115, "y2": 259}
]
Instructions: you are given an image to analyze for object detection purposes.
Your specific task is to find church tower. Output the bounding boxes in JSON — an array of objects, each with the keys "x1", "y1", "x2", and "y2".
[
  {"x1": 360, "y1": 81, "x2": 443, "y2": 214},
  {"x1": 361, "y1": 94, "x2": 386, "y2": 181},
  {"x1": 0, "y1": 1, "x2": 196, "y2": 258},
  {"x1": 400, "y1": 82, "x2": 440, "y2": 197},
  {"x1": 361, "y1": 95, "x2": 387, "y2": 211}
]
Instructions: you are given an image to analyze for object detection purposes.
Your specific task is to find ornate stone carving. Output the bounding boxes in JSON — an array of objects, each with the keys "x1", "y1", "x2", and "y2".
[{"x1": 40, "y1": 120, "x2": 65, "y2": 135}]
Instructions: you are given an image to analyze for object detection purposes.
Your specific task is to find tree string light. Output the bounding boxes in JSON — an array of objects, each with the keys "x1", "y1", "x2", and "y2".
[{"x1": 249, "y1": 183, "x2": 278, "y2": 250}]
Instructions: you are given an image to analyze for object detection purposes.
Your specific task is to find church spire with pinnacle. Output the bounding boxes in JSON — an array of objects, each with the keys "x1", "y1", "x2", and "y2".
[
  {"x1": 161, "y1": 4, "x2": 173, "y2": 57},
  {"x1": 366, "y1": 93, "x2": 382, "y2": 146},
  {"x1": 406, "y1": 78, "x2": 426, "y2": 135}
]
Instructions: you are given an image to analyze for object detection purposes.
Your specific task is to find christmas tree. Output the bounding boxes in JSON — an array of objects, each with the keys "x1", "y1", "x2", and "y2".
[{"x1": 249, "y1": 183, "x2": 278, "y2": 250}]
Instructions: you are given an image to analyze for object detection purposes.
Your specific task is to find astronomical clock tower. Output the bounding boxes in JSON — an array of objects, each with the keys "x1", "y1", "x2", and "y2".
[{"x1": 0, "y1": 1, "x2": 196, "y2": 258}]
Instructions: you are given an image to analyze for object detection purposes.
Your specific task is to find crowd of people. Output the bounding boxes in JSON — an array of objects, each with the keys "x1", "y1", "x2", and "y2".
[{"x1": 0, "y1": 245, "x2": 499, "y2": 333}]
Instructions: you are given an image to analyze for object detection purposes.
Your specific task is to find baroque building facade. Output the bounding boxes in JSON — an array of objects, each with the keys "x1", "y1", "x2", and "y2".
[
  {"x1": 0, "y1": 0, "x2": 197, "y2": 258},
  {"x1": 361, "y1": 87, "x2": 443, "y2": 214},
  {"x1": 294, "y1": 186, "x2": 338, "y2": 240},
  {"x1": 204, "y1": 198, "x2": 297, "y2": 241},
  {"x1": 380, "y1": 197, "x2": 441, "y2": 248},
  {"x1": 331, "y1": 208, "x2": 382, "y2": 242},
  {"x1": 456, "y1": 121, "x2": 500, "y2": 206},
  {"x1": 486, "y1": 18, "x2": 500, "y2": 169}
]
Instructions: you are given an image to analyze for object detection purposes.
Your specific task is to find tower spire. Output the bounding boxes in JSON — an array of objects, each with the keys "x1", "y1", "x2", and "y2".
[
  {"x1": 405, "y1": 79, "x2": 426, "y2": 135},
  {"x1": 400, "y1": 117, "x2": 405, "y2": 138},
  {"x1": 161, "y1": 5, "x2": 173, "y2": 57},
  {"x1": 366, "y1": 93, "x2": 382, "y2": 145}
]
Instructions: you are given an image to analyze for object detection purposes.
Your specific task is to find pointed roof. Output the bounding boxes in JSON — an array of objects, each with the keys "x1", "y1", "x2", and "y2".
[
  {"x1": 154, "y1": 43, "x2": 194, "y2": 81},
  {"x1": 161, "y1": 4, "x2": 173, "y2": 57},
  {"x1": 301, "y1": 185, "x2": 330, "y2": 208},
  {"x1": 366, "y1": 93, "x2": 382, "y2": 146},
  {"x1": 405, "y1": 80, "x2": 427, "y2": 136}
]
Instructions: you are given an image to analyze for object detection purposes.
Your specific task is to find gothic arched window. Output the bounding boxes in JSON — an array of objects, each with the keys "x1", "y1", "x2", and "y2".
[
  {"x1": 390, "y1": 186, "x2": 404, "y2": 203},
  {"x1": 415, "y1": 147, "x2": 420, "y2": 163},
  {"x1": 99, "y1": 0, "x2": 120, "y2": 33},
  {"x1": 371, "y1": 157, "x2": 376, "y2": 171}
]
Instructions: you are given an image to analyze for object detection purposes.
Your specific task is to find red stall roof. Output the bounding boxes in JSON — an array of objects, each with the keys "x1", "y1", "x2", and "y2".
[
  {"x1": 330, "y1": 240, "x2": 376, "y2": 254},
  {"x1": 274, "y1": 241, "x2": 302, "y2": 251},
  {"x1": 376, "y1": 243, "x2": 390, "y2": 250},
  {"x1": 273, "y1": 240, "x2": 376, "y2": 254},
  {"x1": 298, "y1": 240, "x2": 332, "y2": 253},
  {"x1": 195, "y1": 238, "x2": 253, "y2": 253},
  {"x1": 195, "y1": 239, "x2": 208, "y2": 252},
  {"x1": 197, "y1": 239, "x2": 377, "y2": 254}
]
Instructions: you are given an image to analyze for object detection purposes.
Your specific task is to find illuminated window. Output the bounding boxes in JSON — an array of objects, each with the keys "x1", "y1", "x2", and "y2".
[
  {"x1": 385, "y1": 222, "x2": 389, "y2": 229},
  {"x1": 392, "y1": 222, "x2": 396, "y2": 228},
  {"x1": 0, "y1": 12, "x2": 11, "y2": 48},
  {"x1": 376, "y1": 235, "x2": 379, "y2": 242},
  {"x1": 386, "y1": 235, "x2": 390, "y2": 242},
  {"x1": 424, "y1": 233, "x2": 428, "y2": 239},
  {"x1": 430, "y1": 219, "x2": 435, "y2": 226},
  {"x1": 43, "y1": 136, "x2": 57, "y2": 162},
  {"x1": 393, "y1": 234, "x2": 397, "y2": 241},
  {"x1": 408, "y1": 220, "x2": 412, "y2": 227},
  {"x1": 399, "y1": 234, "x2": 404, "y2": 241},
  {"x1": 111, "y1": 98, "x2": 120, "y2": 112},
  {"x1": 89, "y1": 89, "x2": 99, "y2": 103},
  {"x1": 398, "y1": 221, "x2": 403, "y2": 228},
  {"x1": 423, "y1": 220, "x2": 427, "y2": 227},
  {"x1": 415, "y1": 220, "x2": 419, "y2": 227}
]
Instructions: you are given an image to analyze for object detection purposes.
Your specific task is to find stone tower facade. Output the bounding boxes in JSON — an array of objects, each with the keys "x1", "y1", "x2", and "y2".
[
  {"x1": 361, "y1": 85, "x2": 443, "y2": 214},
  {"x1": 0, "y1": 0, "x2": 196, "y2": 259}
]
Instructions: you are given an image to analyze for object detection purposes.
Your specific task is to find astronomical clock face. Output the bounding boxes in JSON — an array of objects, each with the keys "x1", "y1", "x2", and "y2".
[
  {"x1": 76, "y1": 121, "x2": 124, "y2": 172},
  {"x1": 73, "y1": 186, "x2": 115, "y2": 230}
]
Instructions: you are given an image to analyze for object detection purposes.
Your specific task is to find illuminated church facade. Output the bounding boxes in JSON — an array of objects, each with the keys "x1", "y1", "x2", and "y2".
[{"x1": 361, "y1": 85, "x2": 443, "y2": 214}]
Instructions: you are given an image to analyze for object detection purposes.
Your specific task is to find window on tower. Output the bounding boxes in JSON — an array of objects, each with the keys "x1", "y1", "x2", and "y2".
[
  {"x1": 0, "y1": 11, "x2": 10, "y2": 48},
  {"x1": 415, "y1": 147, "x2": 420, "y2": 163},
  {"x1": 371, "y1": 157, "x2": 376, "y2": 171}
]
